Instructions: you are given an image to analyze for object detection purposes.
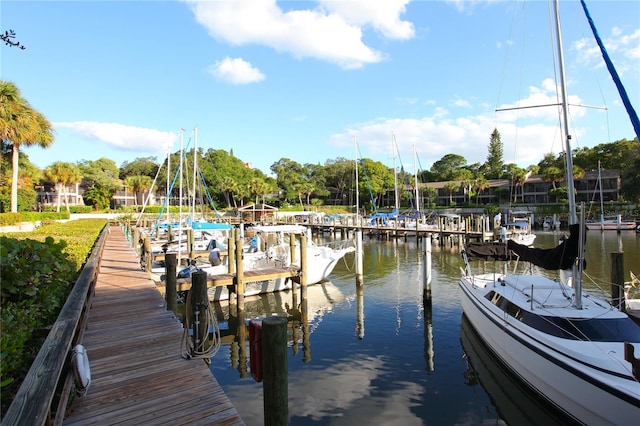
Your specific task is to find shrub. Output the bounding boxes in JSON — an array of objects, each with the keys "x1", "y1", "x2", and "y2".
[{"x1": 0, "y1": 219, "x2": 106, "y2": 414}]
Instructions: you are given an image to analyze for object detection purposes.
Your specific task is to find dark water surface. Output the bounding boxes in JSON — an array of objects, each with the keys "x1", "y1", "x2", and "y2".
[{"x1": 208, "y1": 230, "x2": 640, "y2": 425}]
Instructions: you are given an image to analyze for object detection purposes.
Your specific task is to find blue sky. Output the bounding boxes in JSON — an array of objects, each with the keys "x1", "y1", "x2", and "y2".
[{"x1": 3, "y1": 0, "x2": 639, "y2": 177}]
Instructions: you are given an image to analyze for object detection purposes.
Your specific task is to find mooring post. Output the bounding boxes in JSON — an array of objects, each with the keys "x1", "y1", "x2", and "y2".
[
  {"x1": 611, "y1": 252, "x2": 625, "y2": 311},
  {"x1": 289, "y1": 233, "x2": 296, "y2": 264},
  {"x1": 355, "y1": 229, "x2": 363, "y2": 287},
  {"x1": 423, "y1": 234, "x2": 432, "y2": 301},
  {"x1": 300, "y1": 234, "x2": 308, "y2": 301},
  {"x1": 165, "y1": 253, "x2": 177, "y2": 312},
  {"x1": 143, "y1": 236, "x2": 152, "y2": 273},
  {"x1": 236, "y1": 233, "x2": 245, "y2": 311},
  {"x1": 133, "y1": 228, "x2": 140, "y2": 253},
  {"x1": 190, "y1": 271, "x2": 209, "y2": 353},
  {"x1": 187, "y1": 228, "x2": 194, "y2": 259},
  {"x1": 228, "y1": 228, "x2": 236, "y2": 275},
  {"x1": 262, "y1": 316, "x2": 288, "y2": 426}
]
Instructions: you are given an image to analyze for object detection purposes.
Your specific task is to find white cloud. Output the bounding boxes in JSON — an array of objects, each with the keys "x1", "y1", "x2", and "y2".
[
  {"x1": 54, "y1": 121, "x2": 176, "y2": 154},
  {"x1": 208, "y1": 57, "x2": 265, "y2": 84},
  {"x1": 319, "y1": 0, "x2": 414, "y2": 40},
  {"x1": 183, "y1": 0, "x2": 415, "y2": 69},
  {"x1": 328, "y1": 78, "x2": 588, "y2": 171}
]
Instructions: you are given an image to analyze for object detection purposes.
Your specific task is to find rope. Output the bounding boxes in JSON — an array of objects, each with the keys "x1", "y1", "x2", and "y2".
[{"x1": 181, "y1": 290, "x2": 221, "y2": 363}]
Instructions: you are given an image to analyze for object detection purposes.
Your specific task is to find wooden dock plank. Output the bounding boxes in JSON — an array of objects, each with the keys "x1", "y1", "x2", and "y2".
[{"x1": 63, "y1": 226, "x2": 244, "y2": 426}]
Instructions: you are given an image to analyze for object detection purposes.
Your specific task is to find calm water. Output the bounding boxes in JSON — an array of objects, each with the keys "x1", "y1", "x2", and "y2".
[{"x1": 208, "y1": 230, "x2": 640, "y2": 425}]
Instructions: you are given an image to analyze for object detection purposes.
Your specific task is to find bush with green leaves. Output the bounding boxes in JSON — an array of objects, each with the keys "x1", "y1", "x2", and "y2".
[{"x1": 0, "y1": 219, "x2": 106, "y2": 415}]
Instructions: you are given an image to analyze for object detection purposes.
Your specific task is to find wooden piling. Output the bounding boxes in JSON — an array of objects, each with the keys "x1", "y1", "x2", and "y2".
[
  {"x1": 143, "y1": 235, "x2": 152, "y2": 273},
  {"x1": 300, "y1": 234, "x2": 308, "y2": 301},
  {"x1": 235, "y1": 233, "x2": 245, "y2": 311},
  {"x1": 228, "y1": 228, "x2": 236, "y2": 274},
  {"x1": 611, "y1": 252, "x2": 625, "y2": 311},
  {"x1": 188, "y1": 228, "x2": 194, "y2": 259},
  {"x1": 165, "y1": 253, "x2": 177, "y2": 312},
  {"x1": 423, "y1": 234, "x2": 432, "y2": 301},
  {"x1": 190, "y1": 271, "x2": 209, "y2": 351},
  {"x1": 355, "y1": 229, "x2": 363, "y2": 287},
  {"x1": 262, "y1": 316, "x2": 288, "y2": 426}
]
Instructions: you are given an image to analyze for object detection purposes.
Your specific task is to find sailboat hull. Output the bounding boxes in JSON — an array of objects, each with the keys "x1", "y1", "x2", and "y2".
[{"x1": 459, "y1": 273, "x2": 640, "y2": 425}]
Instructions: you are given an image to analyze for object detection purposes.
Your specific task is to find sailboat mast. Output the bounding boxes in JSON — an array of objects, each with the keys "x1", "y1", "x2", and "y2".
[
  {"x1": 597, "y1": 160, "x2": 604, "y2": 227},
  {"x1": 413, "y1": 145, "x2": 419, "y2": 216},
  {"x1": 392, "y1": 133, "x2": 399, "y2": 213},
  {"x1": 192, "y1": 127, "x2": 198, "y2": 220},
  {"x1": 166, "y1": 150, "x2": 170, "y2": 224},
  {"x1": 354, "y1": 136, "x2": 360, "y2": 225},
  {"x1": 553, "y1": 0, "x2": 583, "y2": 308},
  {"x1": 553, "y1": 0, "x2": 577, "y2": 226}
]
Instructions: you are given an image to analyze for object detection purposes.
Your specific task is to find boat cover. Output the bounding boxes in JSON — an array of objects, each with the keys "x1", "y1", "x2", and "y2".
[{"x1": 507, "y1": 224, "x2": 582, "y2": 270}]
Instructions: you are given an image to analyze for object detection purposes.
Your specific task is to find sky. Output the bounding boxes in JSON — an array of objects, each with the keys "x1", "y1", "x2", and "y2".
[{"x1": 2, "y1": 0, "x2": 639, "y2": 177}]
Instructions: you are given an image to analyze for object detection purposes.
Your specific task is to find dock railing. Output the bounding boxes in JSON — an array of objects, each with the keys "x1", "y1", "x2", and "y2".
[{"x1": 1, "y1": 224, "x2": 109, "y2": 426}]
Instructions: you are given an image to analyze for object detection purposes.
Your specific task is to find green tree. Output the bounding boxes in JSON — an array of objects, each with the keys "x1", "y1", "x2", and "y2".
[
  {"x1": 119, "y1": 156, "x2": 159, "y2": 180},
  {"x1": 78, "y1": 158, "x2": 119, "y2": 210},
  {"x1": 44, "y1": 161, "x2": 82, "y2": 212},
  {"x1": 124, "y1": 175, "x2": 154, "y2": 206},
  {"x1": 473, "y1": 175, "x2": 490, "y2": 206},
  {"x1": 430, "y1": 154, "x2": 467, "y2": 181},
  {"x1": 484, "y1": 128, "x2": 504, "y2": 179},
  {"x1": 0, "y1": 81, "x2": 54, "y2": 212},
  {"x1": 444, "y1": 181, "x2": 458, "y2": 205}
]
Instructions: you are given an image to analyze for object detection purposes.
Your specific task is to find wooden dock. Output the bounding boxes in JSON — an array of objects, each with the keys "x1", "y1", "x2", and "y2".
[{"x1": 63, "y1": 226, "x2": 244, "y2": 425}]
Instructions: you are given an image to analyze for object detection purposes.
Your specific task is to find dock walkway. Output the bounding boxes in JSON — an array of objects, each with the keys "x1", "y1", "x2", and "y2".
[{"x1": 63, "y1": 226, "x2": 244, "y2": 425}]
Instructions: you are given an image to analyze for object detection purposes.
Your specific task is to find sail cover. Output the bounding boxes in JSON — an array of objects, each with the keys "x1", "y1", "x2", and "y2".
[
  {"x1": 464, "y1": 242, "x2": 513, "y2": 261},
  {"x1": 507, "y1": 224, "x2": 582, "y2": 270}
]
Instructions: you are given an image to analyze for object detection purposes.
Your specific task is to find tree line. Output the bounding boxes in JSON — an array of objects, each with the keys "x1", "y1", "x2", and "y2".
[{"x1": 2, "y1": 80, "x2": 640, "y2": 214}]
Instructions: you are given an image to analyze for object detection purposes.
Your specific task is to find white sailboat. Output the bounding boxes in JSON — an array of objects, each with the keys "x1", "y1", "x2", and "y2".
[{"x1": 458, "y1": 1, "x2": 640, "y2": 424}]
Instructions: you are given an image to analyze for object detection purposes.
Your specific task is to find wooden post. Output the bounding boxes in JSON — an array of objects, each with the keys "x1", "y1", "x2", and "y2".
[
  {"x1": 423, "y1": 234, "x2": 432, "y2": 301},
  {"x1": 611, "y1": 252, "x2": 625, "y2": 311},
  {"x1": 133, "y1": 228, "x2": 140, "y2": 253},
  {"x1": 165, "y1": 253, "x2": 177, "y2": 312},
  {"x1": 289, "y1": 233, "x2": 296, "y2": 264},
  {"x1": 168, "y1": 225, "x2": 173, "y2": 243},
  {"x1": 235, "y1": 233, "x2": 245, "y2": 311},
  {"x1": 299, "y1": 234, "x2": 308, "y2": 301},
  {"x1": 262, "y1": 316, "x2": 288, "y2": 426},
  {"x1": 187, "y1": 228, "x2": 194, "y2": 259},
  {"x1": 355, "y1": 229, "x2": 363, "y2": 287},
  {"x1": 228, "y1": 228, "x2": 236, "y2": 274},
  {"x1": 143, "y1": 236, "x2": 152, "y2": 273},
  {"x1": 190, "y1": 271, "x2": 209, "y2": 354}
]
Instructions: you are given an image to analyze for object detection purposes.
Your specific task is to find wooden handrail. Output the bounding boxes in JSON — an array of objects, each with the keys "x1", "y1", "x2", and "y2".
[{"x1": 1, "y1": 224, "x2": 110, "y2": 426}]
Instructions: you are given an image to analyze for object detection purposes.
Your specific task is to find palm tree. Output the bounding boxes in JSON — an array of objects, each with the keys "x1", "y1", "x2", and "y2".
[
  {"x1": 444, "y1": 181, "x2": 458, "y2": 206},
  {"x1": 0, "y1": 81, "x2": 54, "y2": 212},
  {"x1": 124, "y1": 175, "x2": 153, "y2": 206},
  {"x1": 473, "y1": 176, "x2": 490, "y2": 206},
  {"x1": 44, "y1": 161, "x2": 82, "y2": 212}
]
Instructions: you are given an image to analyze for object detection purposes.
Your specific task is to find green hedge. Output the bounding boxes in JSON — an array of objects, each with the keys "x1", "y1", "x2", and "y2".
[{"x1": 0, "y1": 219, "x2": 106, "y2": 415}]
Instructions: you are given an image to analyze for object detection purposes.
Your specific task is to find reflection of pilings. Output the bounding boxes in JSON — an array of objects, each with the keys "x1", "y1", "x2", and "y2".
[
  {"x1": 237, "y1": 309, "x2": 248, "y2": 378},
  {"x1": 291, "y1": 288, "x2": 300, "y2": 356},
  {"x1": 301, "y1": 297, "x2": 311, "y2": 363},
  {"x1": 423, "y1": 294, "x2": 434, "y2": 372},
  {"x1": 356, "y1": 285, "x2": 364, "y2": 340}
]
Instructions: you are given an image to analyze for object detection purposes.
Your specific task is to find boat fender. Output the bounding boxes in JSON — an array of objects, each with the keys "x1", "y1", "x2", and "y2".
[{"x1": 72, "y1": 344, "x2": 91, "y2": 396}]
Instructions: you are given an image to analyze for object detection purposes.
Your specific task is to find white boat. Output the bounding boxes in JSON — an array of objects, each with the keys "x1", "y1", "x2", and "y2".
[
  {"x1": 180, "y1": 224, "x2": 355, "y2": 301},
  {"x1": 458, "y1": 1, "x2": 640, "y2": 424},
  {"x1": 585, "y1": 215, "x2": 636, "y2": 231},
  {"x1": 497, "y1": 211, "x2": 536, "y2": 246}
]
